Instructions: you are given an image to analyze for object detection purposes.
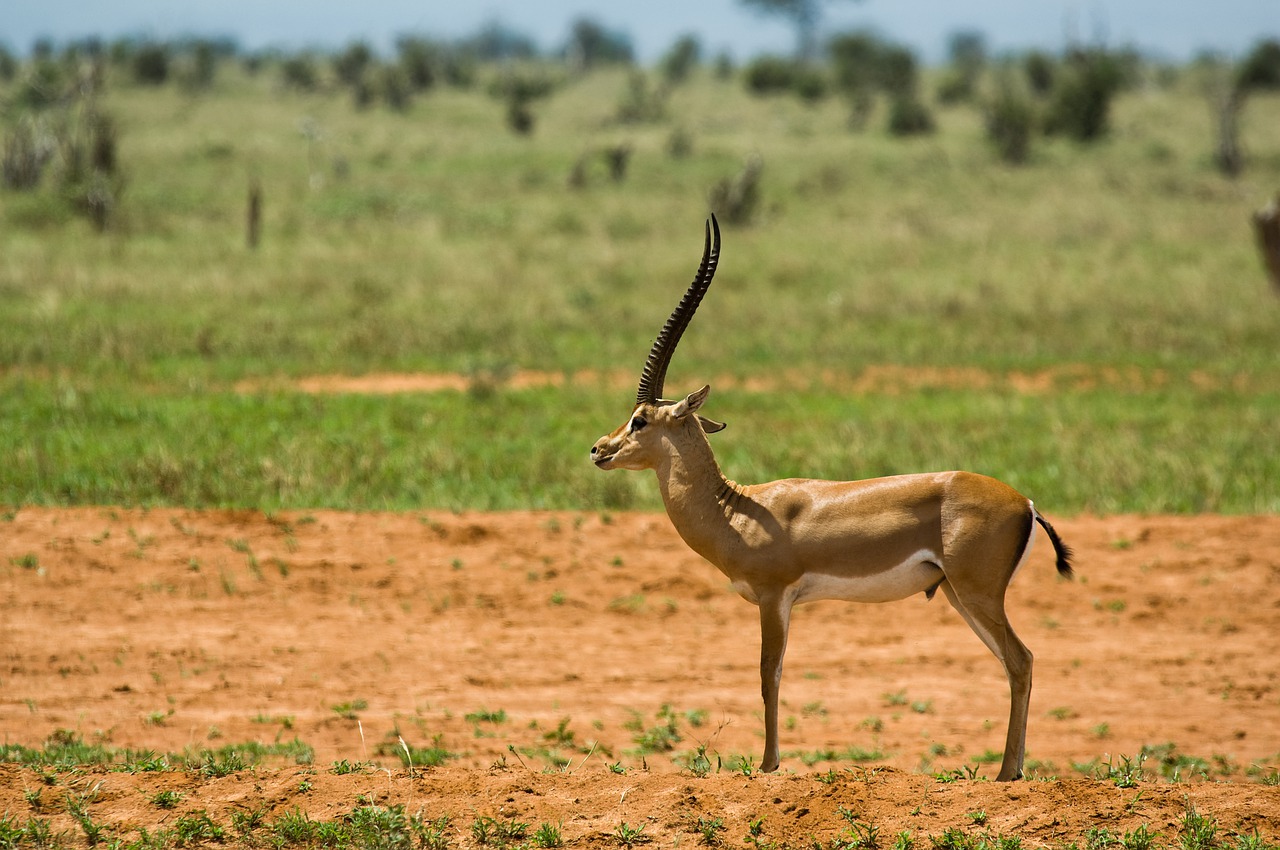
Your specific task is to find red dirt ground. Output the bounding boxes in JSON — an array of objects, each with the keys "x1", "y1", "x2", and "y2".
[{"x1": 3, "y1": 508, "x2": 1279, "y2": 846}]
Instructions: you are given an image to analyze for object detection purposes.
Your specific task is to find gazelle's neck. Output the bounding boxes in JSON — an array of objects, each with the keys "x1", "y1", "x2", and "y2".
[{"x1": 652, "y1": 426, "x2": 742, "y2": 566}]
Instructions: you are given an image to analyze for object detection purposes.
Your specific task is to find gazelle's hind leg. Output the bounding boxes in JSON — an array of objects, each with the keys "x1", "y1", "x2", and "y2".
[{"x1": 939, "y1": 580, "x2": 1034, "y2": 781}]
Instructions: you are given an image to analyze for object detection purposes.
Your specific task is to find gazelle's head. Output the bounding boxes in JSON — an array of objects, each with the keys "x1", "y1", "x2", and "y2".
[{"x1": 591, "y1": 215, "x2": 726, "y2": 471}]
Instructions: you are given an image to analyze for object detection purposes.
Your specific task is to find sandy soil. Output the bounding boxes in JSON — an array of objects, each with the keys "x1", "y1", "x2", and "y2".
[{"x1": 3, "y1": 507, "x2": 1278, "y2": 845}]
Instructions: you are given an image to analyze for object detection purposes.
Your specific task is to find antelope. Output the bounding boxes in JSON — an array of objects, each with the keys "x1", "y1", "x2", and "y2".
[{"x1": 590, "y1": 215, "x2": 1074, "y2": 781}]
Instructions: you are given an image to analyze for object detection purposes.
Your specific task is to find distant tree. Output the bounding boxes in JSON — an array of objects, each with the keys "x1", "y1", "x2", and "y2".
[
  {"x1": 334, "y1": 41, "x2": 374, "y2": 87},
  {"x1": 0, "y1": 45, "x2": 18, "y2": 82},
  {"x1": 563, "y1": 18, "x2": 634, "y2": 71},
  {"x1": 1023, "y1": 50, "x2": 1056, "y2": 95},
  {"x1": 828, "y1": 30, "x2": 931, "y2": 132},
  {"x1": 178, "y1": 38, "x2": 222, "y2": 90},
  {"x1": 743, "y1": 55, "x2": 800, "y2": 95},
  {"x1": 1237, "y1": 38, "x2": 1280, "y2": 89},
  {"x1": 739, "y1": 0, "x2": 863, "y2": 64},
  {"x1": 1209, "y1": 39, "x2": 1280, "y2": 176},
  {"x1": 396, "y1": 36, "x2": 439, "y2": 90},
  {"x1": 1043, "y1": 48, "x2": 1125, "y2": 141},
  {"x1": 489, "y1": 68, "x2": 559, "y2": 135},
  {"x1": 937, "y1": 30, "x2": 987, "y2": 103},
  {"x1": 660, "y1": 34, "x2": 701, "y2": 84},
  {"x1": 132, "y1": 41, "x2": 170, "y2": 85},
  {"x1": 463, "y1": 21, "x2": 539, "y2": 61},
  {"x1": 985, "y1": 71, "x2": 1037, "y2": 164},
  {"x1": 31, "y1": 38, "x2": 54, "y2": 63},
  {"x1": 280, "y1": 53, "x2": 320, "y2": 92}
]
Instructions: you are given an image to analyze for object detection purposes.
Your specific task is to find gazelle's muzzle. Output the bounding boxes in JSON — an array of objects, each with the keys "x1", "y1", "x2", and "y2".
[{"x1": 590, "y1": 435, "x2": 618, "y2": 468}]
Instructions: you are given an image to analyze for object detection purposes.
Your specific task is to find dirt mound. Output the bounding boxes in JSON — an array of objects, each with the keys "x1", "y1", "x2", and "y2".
[{"x1": 3, "y1": 508, "x2": 1279, "y2": 845}]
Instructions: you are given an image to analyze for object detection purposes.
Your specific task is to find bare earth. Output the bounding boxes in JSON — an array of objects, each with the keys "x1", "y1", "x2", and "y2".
[{"x1": 3, "y1": 507, "x2": 1279, "y2": 845}]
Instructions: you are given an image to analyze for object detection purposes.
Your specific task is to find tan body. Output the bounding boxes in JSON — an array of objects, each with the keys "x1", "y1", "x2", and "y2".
[{"x1": 592, "y1": 387, "x2": 1072, "y2": 779}]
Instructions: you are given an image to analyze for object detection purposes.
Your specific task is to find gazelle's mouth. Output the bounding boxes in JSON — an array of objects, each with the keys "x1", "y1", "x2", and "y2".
[{"x1": 592, "y1": 452, "x2": 615, "y2": 468}]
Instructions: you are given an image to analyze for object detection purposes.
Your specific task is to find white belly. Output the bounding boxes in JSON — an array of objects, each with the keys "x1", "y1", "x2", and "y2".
[{"x1": 792, "y1": 550, "x2": 942, "y2": 604}]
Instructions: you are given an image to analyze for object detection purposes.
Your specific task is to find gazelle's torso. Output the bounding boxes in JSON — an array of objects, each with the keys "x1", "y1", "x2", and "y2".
[{"x1": 656, "y1": 437, "x2": 1031, "y2": 606}]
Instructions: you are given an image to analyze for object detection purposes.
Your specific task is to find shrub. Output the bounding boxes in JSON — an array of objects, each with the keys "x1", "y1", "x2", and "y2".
[
  {"x1": 1023, "y1": 50, "x2": 1056, "y2": 95},
  {"x1": 2, "y1": 118, "x2": 52, "y2": 190},
  {"x1": 708, "y1": 154, "x2": 763, "y2": 225},
  {"x1": 14, "y1": 61, "x2": 66, "y2": 110},
  {"x1": 133, "y1": 42, "x2": 170, "y2": 85},
  {"x1": 0, "y1": 46, "x2": 17, "y2": 82},
  {"x1": 280, "y1": 54, "x2": 320, "y2": 91},
  {"x1": 396, "y1": 36, "x2": 438, "y2": 90},
  {"x1": 886, "y1": 94, "x2": 935, "y2": 135},
  {"x1": 792, "y1": 66, "x2": 829, "y2": 103},
  {"x1": 334, "y1": 41, "x2": 374, "y2": 87},
  {"x1": 564, "y1": 17, "x2": 634, "y2": 70},
  {"x1": 743, "y1": 55, "x2": 798, "y2": 95},
  {"x1": 986, "y1": 79, "x2": 1037, "y2": 163},
  {"x1": 660, "y1": 34, "x2": 701, "y2": 84},
  {"x1": 616, "y1": 71, "x2": 668, "y2": 123},
  {"x1": 380, "y1": 65, "x2": 412, "y2": 112},
  {"x1": 1044, "y1": 49, "x2": 1125, "y2": 141},
  {"x1": 1236, "y1": 38, "x2": 1280, "y2": 90}
]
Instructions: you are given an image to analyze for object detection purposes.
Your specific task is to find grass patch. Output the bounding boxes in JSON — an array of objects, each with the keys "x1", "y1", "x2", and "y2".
[{"x1": 0, "y1": 68, "x2": 1275, "y2": 515}]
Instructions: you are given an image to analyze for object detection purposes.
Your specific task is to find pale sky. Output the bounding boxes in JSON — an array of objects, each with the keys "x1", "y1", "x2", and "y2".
[{"x1": 5, "y1": 0, "x2": 1277, "y2": 62}]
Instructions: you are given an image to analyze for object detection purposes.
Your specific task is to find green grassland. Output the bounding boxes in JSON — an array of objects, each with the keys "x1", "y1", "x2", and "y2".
[{"x1": 2, "y1": 62, "x2": 1278, "y2": 513}]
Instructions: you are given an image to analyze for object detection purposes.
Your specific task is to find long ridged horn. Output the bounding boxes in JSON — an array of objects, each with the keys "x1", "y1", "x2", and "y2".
[{"x1": 636, "y1": 214, "x2": 721, "y2": 406}]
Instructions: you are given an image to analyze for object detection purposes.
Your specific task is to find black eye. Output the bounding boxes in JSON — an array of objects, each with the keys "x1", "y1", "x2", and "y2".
[{"x1": 630, "y1": 416, "x2": 647, "y2": 432}]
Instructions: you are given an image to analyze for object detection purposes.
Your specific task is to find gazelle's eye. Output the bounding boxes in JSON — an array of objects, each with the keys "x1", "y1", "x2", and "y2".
[{"x1": 630, "y1": 416, "x2": 647, "y2": 432}]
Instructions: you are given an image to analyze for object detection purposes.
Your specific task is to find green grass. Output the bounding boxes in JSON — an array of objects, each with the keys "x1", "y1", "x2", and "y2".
[{"x1": 1, "y1": 63, "x2": 1278, "y2": 514}]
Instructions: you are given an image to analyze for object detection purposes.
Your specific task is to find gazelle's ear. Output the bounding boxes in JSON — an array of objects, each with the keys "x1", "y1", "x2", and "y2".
[
  {"x1": 672, "y1": 384, "x2": 711, "y2": 419},
  {"x1": 697, "y1": 415, "x2": 727, "y2": 434},
  {"x1": 673, "y1": 385, "x2": 725, "y2": 432}
]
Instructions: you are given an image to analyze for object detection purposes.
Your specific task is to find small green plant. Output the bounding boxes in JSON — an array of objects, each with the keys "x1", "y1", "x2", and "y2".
[
  {"x1": 626, "y1": 705, "x2": 682, "y2": 754},
  {"x1": 331, "y1": 759, "x2": 371, "y2": 775},
  {"x1": 173, "y1": 810, "x2": 226, "y2": 845},
  {"x1": 680, "y1": 740, "x2": 718, "y2": 777},
  {"x1": 231, "y1": 806, "x2": 268, "y2": 836},
  {"x1": 1178, "y1": 802, "x2": 1218, "y2": 850},
  {"x1": 151, "y1": 790, "x2": 184, "y2": 809},
  {"x1": 471, "y1": 815, "x2": 528, "y2": 847},
  {"x1": 837, "y1": 807, "x2": 881, "y2": 850},
  {"x1": 331, "y1": 699, "x2": 368, "y2": 719},
  {"x1": 616, "y1": 821, "x2": 650, "y2": 847},
  {"x1": 1097, "y1": 753, "x2": 1147, "y2": 788},
  {"x1": 696, "y1": 816, "x2": 725, "y2": 847},
  {"x1": 934, "y1": 764, "x2": 980, "y2": 783},
  {"x1": 883, "y1": 691, "x2": 909, "y2": 707},
  {"x1": 193, "y1": 748, "x2": 247, "y2": 777},
  {"x1": 532, "y1": 821, "x2": 564, "y2": 848},
  {"x1": 1087, "y1": 826, "x2": 1119, "y2": 850},
  {"x1": 10, "y1": 553, "x2": 39, "y2": 570},
  {"x1": 413, "y1": 815, "x2": 452, "y2": 850},
  {"x1": 1121, "y1": 824, "x2": 1161, "y2": 850}
]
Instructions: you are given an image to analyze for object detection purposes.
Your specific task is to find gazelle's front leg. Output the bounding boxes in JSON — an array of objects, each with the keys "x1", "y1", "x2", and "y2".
[{"x1": 757, "y1": 589, "x2": 793, "y2": 773}]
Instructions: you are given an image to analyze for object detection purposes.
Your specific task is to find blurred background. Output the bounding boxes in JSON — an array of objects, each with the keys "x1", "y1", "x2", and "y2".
[{"x1": 1, "y1": 1, "x2": 1278, "y2": 514}]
